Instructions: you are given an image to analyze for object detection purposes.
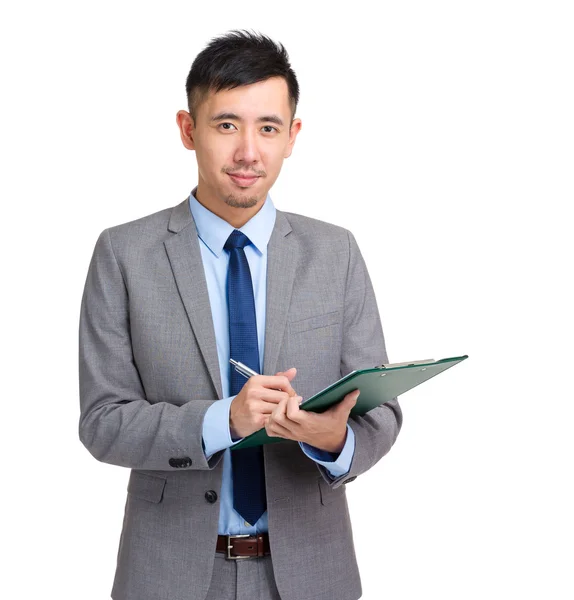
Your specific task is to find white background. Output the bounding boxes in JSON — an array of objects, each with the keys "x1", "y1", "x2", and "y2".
[{"x1": 1, "y1": 1, "x2": 572, "y2": 599}]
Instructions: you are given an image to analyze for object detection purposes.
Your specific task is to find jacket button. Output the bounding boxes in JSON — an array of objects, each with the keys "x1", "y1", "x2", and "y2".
[
  {"x1": 343, "y1": 476, "x2": 357, "y2": 484},
  {"x1": 205, "y1": 490, "x2": 218, "y2": 504}
]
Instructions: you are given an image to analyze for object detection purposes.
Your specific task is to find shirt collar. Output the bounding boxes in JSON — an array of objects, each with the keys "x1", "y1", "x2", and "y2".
[{"x1": 188, "y1": 185, "x2": 277, "y2": 258}]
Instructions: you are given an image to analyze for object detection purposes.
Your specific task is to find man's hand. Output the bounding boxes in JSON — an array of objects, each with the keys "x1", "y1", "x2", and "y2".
[
  {"x1": 229, "y1": 368, "x2": 298, "y2": 439},
  {"x1": 265, "y1": 389, "x2": 360, "y2": 453}
]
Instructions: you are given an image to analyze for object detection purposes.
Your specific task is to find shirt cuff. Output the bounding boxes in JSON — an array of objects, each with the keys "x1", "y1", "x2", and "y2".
[
  {"x1": 201, "y1": 395, "x2": 243, "y2": 458},
  {"x1": 299, "y1": 424, "x2": 355, "y2": 478}
]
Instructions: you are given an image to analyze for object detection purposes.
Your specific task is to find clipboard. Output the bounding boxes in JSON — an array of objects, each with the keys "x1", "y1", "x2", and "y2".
[{"x1": 230, "y1": 354, "x2": 468, "y2": 450}]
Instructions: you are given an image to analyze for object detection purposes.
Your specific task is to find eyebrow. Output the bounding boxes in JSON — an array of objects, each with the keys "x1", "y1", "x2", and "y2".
[{"x1": 210, "y1": 112, "x2": 285, "y2": 127}]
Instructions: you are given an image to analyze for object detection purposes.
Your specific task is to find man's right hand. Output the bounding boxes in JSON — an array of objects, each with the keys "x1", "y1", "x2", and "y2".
[{"x1": 229, "y1": 368, "x2": 298, "y2": 439}]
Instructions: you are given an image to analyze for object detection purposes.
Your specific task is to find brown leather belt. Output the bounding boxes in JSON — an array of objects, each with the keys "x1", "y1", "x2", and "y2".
[{"x1": 216, "y1": 533, "x2": 270, "y2": 559}]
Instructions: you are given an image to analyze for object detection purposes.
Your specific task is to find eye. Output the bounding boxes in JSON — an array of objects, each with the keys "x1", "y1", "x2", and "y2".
[{"x1": 217, "y1": 123, "x2": 278, "y2": 133}]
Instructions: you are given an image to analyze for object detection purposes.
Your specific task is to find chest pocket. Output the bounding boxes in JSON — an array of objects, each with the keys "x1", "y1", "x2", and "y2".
[{"x1": 289, "y1": 310, "x2": 341, "y2": 334}]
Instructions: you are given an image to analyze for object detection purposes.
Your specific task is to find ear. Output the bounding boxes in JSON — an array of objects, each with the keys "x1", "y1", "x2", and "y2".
[
  {"x1": 176, "y1": 110, "x2": 196, "y2": 151},
  {"x1": 284, "y1": 118, "x2": 302, "y2": 159}
]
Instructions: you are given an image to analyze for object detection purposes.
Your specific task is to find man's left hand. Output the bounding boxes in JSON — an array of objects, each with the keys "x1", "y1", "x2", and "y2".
[{"x1": 264, "y1": 389, "x2": 360, "y2": 453}]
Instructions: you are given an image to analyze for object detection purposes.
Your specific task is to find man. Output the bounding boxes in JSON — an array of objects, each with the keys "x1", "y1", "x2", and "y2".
[{"x1": 79, "y1": 29, "x2": 402, "y2": 600}]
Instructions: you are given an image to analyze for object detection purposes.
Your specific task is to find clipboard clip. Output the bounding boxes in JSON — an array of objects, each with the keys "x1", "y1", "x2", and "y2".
[{"x1": 376, "y1": 359, "x2": 435, "y2": 369}]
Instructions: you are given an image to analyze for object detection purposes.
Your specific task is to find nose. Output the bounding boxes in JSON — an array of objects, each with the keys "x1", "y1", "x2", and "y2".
[{"x1": 233, "y1": 129, "x2": 260, "y2": 166}]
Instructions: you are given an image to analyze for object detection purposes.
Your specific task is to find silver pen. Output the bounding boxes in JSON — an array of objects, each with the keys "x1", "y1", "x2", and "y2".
[
  {"x1": 230, "y1": 358, "x2": 300, "y2": 401},
  {"x1": 229, "y1": 358, "x2": 259, "y2": 379}
]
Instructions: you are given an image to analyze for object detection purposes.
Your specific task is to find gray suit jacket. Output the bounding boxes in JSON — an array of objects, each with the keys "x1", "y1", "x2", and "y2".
[{"x1": 78, "y1": 197, "x2": 402, "y2": 600}]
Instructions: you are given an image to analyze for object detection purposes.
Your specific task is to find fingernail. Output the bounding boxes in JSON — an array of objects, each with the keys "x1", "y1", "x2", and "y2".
[{"x1": 298, "y1": 396, "x2": 303, "y2": 403}]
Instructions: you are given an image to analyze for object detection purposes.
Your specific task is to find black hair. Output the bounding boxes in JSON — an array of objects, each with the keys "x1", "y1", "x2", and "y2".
[{"x1": 185, "y1": 29, "x2": 299, "y2": 126}]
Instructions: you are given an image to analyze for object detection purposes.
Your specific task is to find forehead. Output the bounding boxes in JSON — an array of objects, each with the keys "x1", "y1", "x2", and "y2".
[{"x1": 201, "y1": 77, "x2": 291, "y2": 120}]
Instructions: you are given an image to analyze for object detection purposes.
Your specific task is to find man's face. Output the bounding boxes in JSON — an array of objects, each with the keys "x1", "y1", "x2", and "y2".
[{"x1": 178, "y1": 76, "x2": 301, "y2": 212}]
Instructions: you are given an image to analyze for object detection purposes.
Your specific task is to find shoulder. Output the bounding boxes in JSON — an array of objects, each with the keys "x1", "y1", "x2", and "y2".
[
  {"x1": 107, "y1": 205, "x2": 174, "y2": 242},
  {"x1": 279, "y1": 209, "x2": 354, "y2": 248},
  {"x1": 94, "y1": 200, "x2": 186, "y2": 256}
]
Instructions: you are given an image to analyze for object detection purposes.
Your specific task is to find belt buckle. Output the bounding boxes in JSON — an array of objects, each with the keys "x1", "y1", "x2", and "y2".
[{"x1": 226, "y1": 534, "x2": 253, "y2": 560}]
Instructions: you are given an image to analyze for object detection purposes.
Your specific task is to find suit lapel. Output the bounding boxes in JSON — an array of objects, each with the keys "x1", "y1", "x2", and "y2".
[
  {"x1": 163, "y1": 199, "x2": 297, "y2": 397},
  {"x1": 164, "y1": 198, "x2": 223, "y2": 399},
  {"x1": 263, "y1": 209, "x2": 297, "y2": 376}
]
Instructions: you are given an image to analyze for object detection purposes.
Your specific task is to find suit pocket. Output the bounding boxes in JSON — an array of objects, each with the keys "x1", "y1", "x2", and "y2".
[
  {"x1": 289, "y1": 310, "x2": 341, "y2": 334},
  {"x1": 127, "y1": 471, "x2": 167, "y2": 503},
  {"x1": 317, "y1": 476, "x2": 346, "y2": 506}
]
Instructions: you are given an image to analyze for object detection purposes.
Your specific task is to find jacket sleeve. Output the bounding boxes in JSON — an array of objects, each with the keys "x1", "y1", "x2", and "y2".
[
  {"x1": 315, "y1": 230, "x2": 403, "y2": 488},
  {"x1": 78, "y1": 228, "x2": 225, "y2": 471},
  {"x1": 300, "y1": 423, "x2": 355, "y2": 477}
]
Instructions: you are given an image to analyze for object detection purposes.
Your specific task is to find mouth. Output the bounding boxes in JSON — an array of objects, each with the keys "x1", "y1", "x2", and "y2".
[{"x1": 228, "y1": 173, "x2": 260, "y2": 187}]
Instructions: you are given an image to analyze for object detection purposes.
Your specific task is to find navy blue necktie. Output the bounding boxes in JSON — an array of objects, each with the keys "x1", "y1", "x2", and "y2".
[{"x1": 224, "y1": 229, "x2": 266, "y2": 526}]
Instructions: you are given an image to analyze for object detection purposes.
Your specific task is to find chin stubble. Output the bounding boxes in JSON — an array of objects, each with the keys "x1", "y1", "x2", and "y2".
[{"x1": 224, "y1": 194, "x2": 260, "y2": 209}]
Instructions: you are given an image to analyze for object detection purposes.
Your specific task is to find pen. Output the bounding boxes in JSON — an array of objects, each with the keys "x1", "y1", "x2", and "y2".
[
  {"x1": 229, "y1": 358, "x2": 259, "y2": 379},
  {"x1": 230, "y1": 358, "x2": 301, "y2": 402}
]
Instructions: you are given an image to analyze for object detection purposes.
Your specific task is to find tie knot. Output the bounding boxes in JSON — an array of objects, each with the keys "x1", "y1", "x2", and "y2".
[{"x1": 224, "y1": 229, "x2": 252, "y2": 251}]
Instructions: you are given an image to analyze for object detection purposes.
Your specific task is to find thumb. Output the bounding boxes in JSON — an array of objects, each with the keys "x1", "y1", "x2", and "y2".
[
  {"x1": 276, "y1": 367, "x2": 297, "y2": 381},
  {"x1": 342, "y1": 389, "x2": 360, "y2": 412}
]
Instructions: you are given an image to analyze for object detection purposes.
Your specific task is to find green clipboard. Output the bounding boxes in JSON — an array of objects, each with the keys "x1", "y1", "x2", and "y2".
[{"x1": 230, "y1": 354, "x2": 468, "y2": 450}]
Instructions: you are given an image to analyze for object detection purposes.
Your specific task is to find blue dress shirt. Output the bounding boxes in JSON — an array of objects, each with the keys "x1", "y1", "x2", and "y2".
[{"x1": 192, "y1": 187, "x2": 356, "y2": 535}]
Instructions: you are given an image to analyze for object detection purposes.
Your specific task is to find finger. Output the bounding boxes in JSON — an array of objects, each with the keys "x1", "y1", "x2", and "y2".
[
  {"x1": 269, "y1": 398, "x2": 296, "y2": 439},
  {"x1": 286, "y1": 395, "x2": 304, "y2": 423},
  {"x1": 258, "y1": 375, "x2": 296, "y2": 396},
  {"x1": 326, "y1": 389, "x2": 360, "y2": 415},
  {"x1": 258, "y1": 389, "x2": 290, "y2": 404},
  {"x1": 271, "y1": 394, "x2": 290, "y2": 424},
  {"x1": 278, "y1": 367, "x2": 297, "y2": 382},
  {"x1": 267, "y1": 396, "x2": 291, "y2": 434},
  {"x1": 274, "y1": 368, "x2": 298, "y2": 396},
  {"x1": 258, "y1": 393, "x2": 293, "y2": 413},
  {"x1": 266, "y1": 419, "x2": 294, "y2": 440},
  {"x1": 258, "y1": 401, "x2": 280, "y2": 414}
]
